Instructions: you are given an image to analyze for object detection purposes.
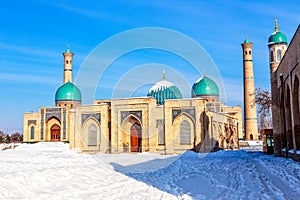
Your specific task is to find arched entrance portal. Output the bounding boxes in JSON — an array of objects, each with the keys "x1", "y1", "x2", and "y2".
[
  {"x1": 50, "y1": 124, "x2": 61, "y2": 142},
  {"x1": 130, "y1": 123, "x2": 142, "y2": 152}
]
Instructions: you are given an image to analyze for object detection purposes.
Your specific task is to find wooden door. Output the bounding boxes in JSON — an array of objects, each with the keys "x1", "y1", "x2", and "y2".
[
  {"x1": 50, "y1": 124, "x2": 60, "y2": 142},
  {"x1": 130, "y1": 123, "x2": 141, "y2": 152}
]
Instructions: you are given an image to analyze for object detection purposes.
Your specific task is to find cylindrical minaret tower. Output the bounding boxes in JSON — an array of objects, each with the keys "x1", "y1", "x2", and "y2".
[
  {"x1": 63, "y1": 47, "x2": 74, "y2": 83},
  {"x1": 55, "y1": 47, "x2": 81, "y2": 108},
  {"x1": 268, "y1": 19, "x2": 287, "y2": 156},
  {"x1": 242, "y1": 38, "x2": 258, "y2": 140}
]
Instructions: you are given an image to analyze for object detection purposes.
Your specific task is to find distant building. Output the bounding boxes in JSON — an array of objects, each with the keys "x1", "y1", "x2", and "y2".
[
  {"x1": 23, "y1": 47, "x2": 242, "y2": 154},
  {"x1": 269, "y1": 20, "x2": 300, "y2": 160}
]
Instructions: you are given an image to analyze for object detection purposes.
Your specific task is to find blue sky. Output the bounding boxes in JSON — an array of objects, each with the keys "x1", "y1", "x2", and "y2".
[{"x1": 0, "y1": 0, "x2": 299, "y2": 134}]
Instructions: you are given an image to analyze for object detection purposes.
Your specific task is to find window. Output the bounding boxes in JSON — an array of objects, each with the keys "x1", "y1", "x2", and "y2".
[
  {"x1": 88, "y1": 124, "x2": 97, "y2": 146},
  {"x1": 277, "y1": 49, "x2": 282, "y2": 61},
  {"x1": 66, "y1": 60, "x2": 69, "y2": 64},
  {"x1": 245, "y1": 51, "x2": 247, "y2": 55},
  {"x1": 180, "y1": 120, "x2": 191, "y2": 144},
  {"x1": 30, "y1": 126, "x2": 34, "y2": 140},
  {"x1": 270, "y1": 50, "x2": 274, "y2": 62},
  {"x1": 249, "y1": 51, "x2": 251, "y2": 55},
  {"x1": 158, "y1": 124, "x2": 164, "y2": 145}
]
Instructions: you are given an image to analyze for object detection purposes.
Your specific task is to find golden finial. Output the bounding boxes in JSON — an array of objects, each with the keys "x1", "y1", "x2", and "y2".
[{"x1": 274, "y1": 17, "x2": 278, "y2": 32}]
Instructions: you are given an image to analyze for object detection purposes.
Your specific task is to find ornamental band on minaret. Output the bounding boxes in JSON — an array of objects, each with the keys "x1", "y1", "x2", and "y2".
[{"x1": 242, "y1": 38, "x2": 258, "y2": 140}]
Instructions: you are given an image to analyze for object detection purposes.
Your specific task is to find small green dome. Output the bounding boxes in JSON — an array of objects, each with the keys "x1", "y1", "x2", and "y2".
[
  {"x1": 55, "y1": 82, "x2": 82, "y2": 102},
  {"x1": 268, "y1": 31, "x2": 287, "y2": 45},
  {"x1": 192, "y1": 75, "x2": 219, "y2": 98},
  {"x1": 244, "y1": 38, "x2": 250, "y2": 43},
  {"x1": 147, "y1": 73, "x2": 182, "y2": 104}
]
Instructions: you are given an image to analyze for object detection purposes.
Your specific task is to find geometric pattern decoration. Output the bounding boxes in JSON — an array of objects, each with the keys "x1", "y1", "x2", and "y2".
[
  {"x1": 45, "y1": 107, "x2": 62, "y2": 121},
  {"x1": 82, "y1": 113, "x2": 101, "y2": 125},
  {"x1": 121, "y1": 110, "x2": 142, "y2": 124},
  {"x1": 172, "y1": 108, "x2": 195, "y2": 123},
  {"x1": 28, "y1": 120, "x2": 36, "y2": 125}
]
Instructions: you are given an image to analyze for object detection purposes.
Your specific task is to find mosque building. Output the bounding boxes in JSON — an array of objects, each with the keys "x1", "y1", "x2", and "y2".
[
  {"x1": 267, "y1": 20, "x2": 300, "y2": 160},
  {"x1": 23, "y1": 46, "x2": 242, "y2": 154}
]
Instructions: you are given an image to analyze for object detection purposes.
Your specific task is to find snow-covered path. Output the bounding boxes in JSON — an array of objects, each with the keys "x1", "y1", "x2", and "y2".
[
  {"x1": 0, "y1": 142, "x2": 299, "y2": 200},
  {"x1": 112, "y1": 151, "x2": 300, "y2": 200}
]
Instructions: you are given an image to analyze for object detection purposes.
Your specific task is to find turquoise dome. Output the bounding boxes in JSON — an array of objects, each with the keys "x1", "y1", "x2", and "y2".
[
  {"x1": 244, "y1": 38, "x2": 250, "y2": 43},
  {"x1": 192, "y1": 75, "x2": 219, "y2": 98},
  {"x1": 147, "y1": 74, "x2": 182, "y2": 104},
  {"x1": 55, "y1": 82, "x2": 82, "y2": 102},
  {"x1": 268, "y1": 20, "x2": 287, "y2": 45},
  {"x1": 268, "y1": 31, "x2": 287, "y2": 45}
]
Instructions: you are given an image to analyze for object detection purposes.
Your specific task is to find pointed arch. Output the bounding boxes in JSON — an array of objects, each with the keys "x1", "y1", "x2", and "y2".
[
  {"x1": 82, "y1": 118, "x2": 101, "y2": 149},
  {"x1": 286, "y1": 85, "x2": 293, "y2": 149},
  {"x1": 121, "y1": 115, "x2": 143, "y2": 152},
  {"x1": 46, "y1": 117, "x2": 61, "y2": 141},
  {"x1": 270, "y1": 49, "x2": 274, "y2": 62},
  {"x1": 50, "y1": 124, "x2": 60, "y2": 142},
  {"x1": 277, "y1": 49, "x2": 282, "y2": 61},
  {"x1": 180, "y1": 120, "x2": 191, "y2": 144},
  {"x1": 122, "y1": 114, "x2": 142, "y2": 127},
  {"x1": 173, "y1": 113, "x2": 195, "y2": 149}
]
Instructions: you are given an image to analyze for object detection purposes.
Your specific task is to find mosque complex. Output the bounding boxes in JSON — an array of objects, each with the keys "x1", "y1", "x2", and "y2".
[{"x1": 23, "y1": 21, "x2": 296, "y2": 155}]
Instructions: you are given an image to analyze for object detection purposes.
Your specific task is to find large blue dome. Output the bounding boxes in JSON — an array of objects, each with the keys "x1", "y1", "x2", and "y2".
[{"x1": 147, "y1": 73, "x2": 182, "y2": 104}]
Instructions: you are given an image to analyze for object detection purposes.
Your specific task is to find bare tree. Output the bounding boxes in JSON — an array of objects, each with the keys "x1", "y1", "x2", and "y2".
[
  {"x1": 0, "y1": 131, "x2": 5, "y2": 144},
  {"x1": 254, "y1": 88, "x2": 272, "y2": 129},
  {"x1": 255, "y1": 88, "x2": 272, "y2": 113},
  {"x1": 11, "y1": 132, "x2": 23, "y2": 143}
]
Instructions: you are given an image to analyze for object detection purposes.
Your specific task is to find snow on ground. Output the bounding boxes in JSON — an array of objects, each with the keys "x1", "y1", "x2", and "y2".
[{"x1": 1, "y1": 142, "x2": 300, "y2": 200}]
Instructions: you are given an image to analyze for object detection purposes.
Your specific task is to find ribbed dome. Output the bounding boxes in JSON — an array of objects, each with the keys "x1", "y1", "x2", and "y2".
[
  {"x1": 55, "y1": 82, "x2": 82, "y2": 102},
  {"x1": 192, "y1": 75, "x2": 219, "y2": 98},
  {"x1": 147, "y1": 73, "x2": 182, "y2": 104}
]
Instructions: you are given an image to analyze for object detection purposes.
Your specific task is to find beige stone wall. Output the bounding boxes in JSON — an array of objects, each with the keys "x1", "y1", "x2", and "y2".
[
  {"x1": 70, "y1": 104, "x2": 109, "y2": 153},
  {"x1": 222, "y1": 106, "x2": 243, "y2": 139},
  {"x1": 23, "y1": 112, "x2": 40, "y2": 142}
]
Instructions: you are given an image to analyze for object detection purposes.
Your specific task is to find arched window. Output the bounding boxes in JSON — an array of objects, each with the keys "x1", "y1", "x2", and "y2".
[
  {"x1": 277, "y1": 49, "x2": 282, "y2": 61},
  {"x1": 30, "y1": 126, "x2": 34, "y2": 139},
  {"x1": 157, "y1": 122, "x2": 164, "y2": 145},
  {"x1": 88, "y1": 124, "x2": 97, "y2": 146},
  {"x1": 270, "y1": 50, "x2": 274, "y2": 62},
  {"x1": 180, "y1": 120, "x2": 191, "y2": 144}
]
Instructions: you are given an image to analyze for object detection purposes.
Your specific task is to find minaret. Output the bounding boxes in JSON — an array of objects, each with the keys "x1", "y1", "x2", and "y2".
[
  {"x1": 268, "y1": 19, "x2": 287, "y2": 156},
  {"x1": 268, "y1": 19, "x2": 287, "y2": 73},
  {"x1": 63, "y1": 46, "x2": 74, "y2": 83},
  {"x1": 242, "y1": 37, "x2": 258, "y2": 140}
]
